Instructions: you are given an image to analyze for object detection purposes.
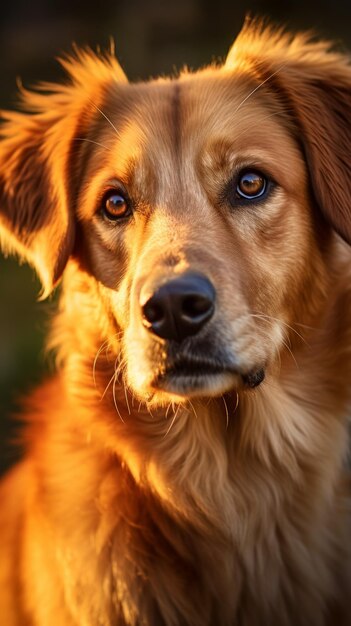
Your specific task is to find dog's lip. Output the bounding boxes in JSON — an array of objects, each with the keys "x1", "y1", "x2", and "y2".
[
  {"x1": 162, "y1": 358, "x2": 235, "y2": 378},
  {"x1": 151, "y1": 359, "x2": 236, "y2": 397},
  {"x1": 151, "y1": 358, "x2": 265, "y2": 392}
]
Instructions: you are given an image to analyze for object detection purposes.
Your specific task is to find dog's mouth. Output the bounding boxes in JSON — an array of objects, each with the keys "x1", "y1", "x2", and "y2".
[{"x1": 151, "y1": 358, "x2": 265, "y2": 397}]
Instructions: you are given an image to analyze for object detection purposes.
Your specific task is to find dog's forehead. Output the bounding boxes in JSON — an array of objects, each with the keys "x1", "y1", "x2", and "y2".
[
  {"x1": 95, "y1": 70, "x2": 299, "y2": 199},
  {"x1": 102, "y1": 71, "x2": 284, "y2": 153}
]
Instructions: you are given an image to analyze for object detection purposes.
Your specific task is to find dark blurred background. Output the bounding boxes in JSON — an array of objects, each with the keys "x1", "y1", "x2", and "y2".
[{"x1": 1, "y1": 0, "x2": 351, "y2": 473}]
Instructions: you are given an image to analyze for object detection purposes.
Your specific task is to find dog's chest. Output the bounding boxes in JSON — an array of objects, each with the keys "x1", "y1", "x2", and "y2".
[
  {"x1": 78, "y1": 484, "x2": 333, "y2": 626},
  {"x1": 50, "y1": 396, "x2": 349, "y2": 626},
  {"x1": 67, "y1": 462, "x2": 328, "y2": 625}
]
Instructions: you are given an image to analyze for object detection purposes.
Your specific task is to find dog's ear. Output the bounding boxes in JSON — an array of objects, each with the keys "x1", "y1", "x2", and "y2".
[
  {"x1": 0, "y1": 49, "x2": 126, "y2": 297},
  {"x1": 0, "y1": 107, "x2": 76, "y2": 298},
  {"x1": 225, "y1": 21, "x2": 351, "y2": 245}
]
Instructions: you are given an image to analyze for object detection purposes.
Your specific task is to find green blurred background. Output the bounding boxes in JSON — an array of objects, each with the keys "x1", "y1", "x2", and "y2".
[{"x1": 1, "y1": 0, "x2": 351, "y2": 473}]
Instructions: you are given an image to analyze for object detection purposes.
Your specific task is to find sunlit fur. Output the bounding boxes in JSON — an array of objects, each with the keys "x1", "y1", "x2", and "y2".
[{"x1": 0, "y1": 19, "x2": 351, "y2": 626}]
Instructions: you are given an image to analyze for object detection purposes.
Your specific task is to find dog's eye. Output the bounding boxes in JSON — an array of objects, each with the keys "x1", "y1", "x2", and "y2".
[
  {"x1": 236, "y1": 171, "x2": 267, "y2": 200},
  {"x1": 101, "y1": 191, "x2": 131, "y2": 221}
]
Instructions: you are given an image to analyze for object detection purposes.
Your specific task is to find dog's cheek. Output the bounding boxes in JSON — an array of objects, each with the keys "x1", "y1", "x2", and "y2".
[
  {"x1": 224, "y1": 197, "x2": 318, "y2": 368},
  {"x1": 75, "y1": 219, "x2": 129, "y2": 291},
  {"x1": 247, "y1": 199, "x2": 312, "y2": 301}
]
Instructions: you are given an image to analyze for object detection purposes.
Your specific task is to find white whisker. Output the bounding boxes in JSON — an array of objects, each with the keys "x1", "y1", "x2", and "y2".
[
  {"x1": 100, "y1": 354, "x2": 120, "y2": 400},
  {"x1": 234, "y1": 392, "x2": 239, "y2": 414},
  {"x1": 124, "y1": 385, "x2": 131, "y2": 415},
  {"x1": 88, "y1": 100, "x2": 120, "y2": 137},
  {"x1": 73, "y1": 137, "x2": 112, "y2": 151},
  {"x1": 234, "y1": 64, "x2": 287, "y2": 113},
  {"x1": 188, "y1": 399, "x2": 199, "y2": 420},
  {"x1": 222, "y1": 396, "x2": 229, "y2": 429},
  {"x1": 93, "y1": 338, "x2": 111, "y2": 387},
  {"x1": 281, "y1": 337, "x2": 299, "y2": 370},
  {"x1": 251, "y1": 312, "x2": 310, "y2": 346},
  {"x1": 163, "y1": 404, "x2": 181, "y2": 438},
  {"x1": 112, "y1": 372, "x2": 125, "y2": 423}
]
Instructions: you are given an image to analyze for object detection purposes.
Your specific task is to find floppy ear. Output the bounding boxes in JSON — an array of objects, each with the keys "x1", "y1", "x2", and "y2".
[
  {"x1": 225, "y1": 21, "x2": 351, "y2": 245},
  {"x1": 0, "y1": 106, "x2": 76, "y2": 298},
  {"x1": 0, "y1": 49, "x2": 127, "y2": 297}
]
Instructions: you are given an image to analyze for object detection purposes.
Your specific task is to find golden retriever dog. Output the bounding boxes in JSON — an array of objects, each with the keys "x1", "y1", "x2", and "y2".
[{"x1": 0, "y1": 19, "x2": 350, "y2": 626}]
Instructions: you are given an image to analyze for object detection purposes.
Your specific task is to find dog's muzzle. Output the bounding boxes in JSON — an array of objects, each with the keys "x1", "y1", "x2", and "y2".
[{"x1": 138, "y1": 271, "x2": 265, "y2": 397}]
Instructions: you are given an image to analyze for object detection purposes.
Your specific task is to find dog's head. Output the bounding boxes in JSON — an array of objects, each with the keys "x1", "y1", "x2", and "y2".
[{"x1": 1, "y1": 22, "x2": 351, "y2": 405}]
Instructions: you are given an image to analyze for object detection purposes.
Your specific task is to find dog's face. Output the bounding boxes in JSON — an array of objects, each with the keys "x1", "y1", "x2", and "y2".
[
  {"x1": 79, "y1": 74, "x2": 314, "y2": 402},
  {"x1": 1, "y1": 23, "x2": 351, "y2": 406}
]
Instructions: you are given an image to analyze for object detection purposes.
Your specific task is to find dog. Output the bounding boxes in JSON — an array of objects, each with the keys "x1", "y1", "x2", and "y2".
[{"x1": 0, "y1": 18, "x2": 350, "y2": 626}]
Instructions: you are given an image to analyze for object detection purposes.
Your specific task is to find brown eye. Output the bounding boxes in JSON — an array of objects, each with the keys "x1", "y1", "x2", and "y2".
[
  {"x1": 102, "y1": 191, "x2": 131, "y2": 221},
  {"x1": 236, "y1": 171, "x2": 267, "y2": 199}
]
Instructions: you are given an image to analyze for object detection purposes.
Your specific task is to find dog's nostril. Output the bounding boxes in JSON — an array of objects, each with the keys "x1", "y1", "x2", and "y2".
[
  {"x1": 143, "y1": 302, "x2": 165, "y2": 324},
  {"x1": 182, "y1": 294, "x2": 213, "y2": 319}
]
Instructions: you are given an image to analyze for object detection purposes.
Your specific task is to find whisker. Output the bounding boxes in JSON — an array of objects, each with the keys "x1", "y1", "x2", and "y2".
[
  {"x1": 250, "y1": 312, "x2": 310, "y2": 346},
  {"x1": 147, "y1": 405, "x2": 155, "y2": 419},
  {"x1": 100, "y1": 373, "x2": 115, "y2": 400},
  {"x1": 234, "y1": 64, "x2": 287, "y2": 113},
  {"x1": 92, "y1": 330, "x2": 124, "y2": 388},
  {"x1": 165, "y1": 403, "x2": 172, "y2": 420},
  {"x1": 73, "y1": 137, "x2": 112, "y2": 151},
  {"x1": 188, "y1": 399, "x2": 199, "y2": 420},
  {"x1": 222, "y1": 396, "x2": 229, "y2": 430},
  {"x1": 112, "y1": 372, "x2": 125, "y2": 423},
  {"x1": 163, "y1": 404, "x2": 181, "y2": 438},
  {"x1": 93, "y1": 338, "x2": 111, "y2": 387},
  {"x1": 234, "y1": 392, "x2": 239, "y2": 414},
  {"x1": 273, "y1": 333, "x2": 282, "y2": 373},
  {"x1": 124, "y1": 385, "x2": 131, "y2": 415},
  {"x1": 100, "y1": 354, "x2": 120, "y2": 400},
  {"x1": 281, "y1": 338, "x2": 299, "y2": 370},
  {"x1": 88, "y1": 99, "x2": 120, "y2": 137},
  {"x1": 259, "y1": 326, "x2": 282, "y2": 373},
  {"x1": 113, "y1": 353, "x2": 128, "y2": 382}
]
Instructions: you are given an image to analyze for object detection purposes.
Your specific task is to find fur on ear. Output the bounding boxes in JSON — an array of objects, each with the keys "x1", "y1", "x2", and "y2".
[
  {"x1": 225, "y1": 19, "x2": 351, "y2": 245},
  {"x1": 0, "y1": 47, "x2": 127, "y2": 297}
]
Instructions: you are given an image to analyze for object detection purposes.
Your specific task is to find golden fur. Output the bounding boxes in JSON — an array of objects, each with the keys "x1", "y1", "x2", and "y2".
[{"x1": 0, "y1": 19, "x2": 351, "y2": 625}]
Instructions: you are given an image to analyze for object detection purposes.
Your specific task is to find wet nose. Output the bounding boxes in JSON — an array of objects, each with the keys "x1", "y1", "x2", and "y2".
[{"x1": 141, "y1": 272, "x2": 216, "y2": 342}]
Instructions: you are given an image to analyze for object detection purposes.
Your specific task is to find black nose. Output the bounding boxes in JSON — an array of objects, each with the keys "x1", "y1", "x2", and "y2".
[{"x1": 141, "y1": 272, "x2": 216, "y2": 342}]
